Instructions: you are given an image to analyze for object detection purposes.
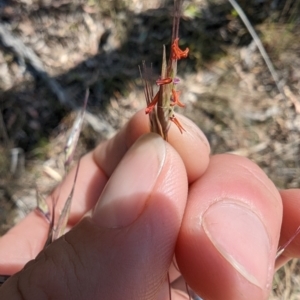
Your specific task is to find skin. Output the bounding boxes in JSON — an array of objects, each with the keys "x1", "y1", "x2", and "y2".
[{"x1": 0, "y1": 110, "x2": 299, "y2": 300}]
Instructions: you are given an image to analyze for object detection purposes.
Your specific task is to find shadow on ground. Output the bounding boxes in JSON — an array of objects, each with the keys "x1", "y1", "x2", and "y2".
[{"x1": 0, "y1": 0, "x2": 295, "y2": 150}]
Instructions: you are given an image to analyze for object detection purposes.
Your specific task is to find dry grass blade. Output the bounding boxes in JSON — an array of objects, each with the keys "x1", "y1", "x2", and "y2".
[
  {"x1": 64, "y1": 89, "x2": 89, "y2": 171},
  {"x1": 41, "y1": 90, "x2": 89, "y2": 244},
  {"x1": 140, "y1": 2, "x2": 193, "y2": 298},
  {"x1": 158, "y1": 45, "x2": 172, "y2": 140},
  {"x1": 228, "y1": 0, "x2": 286, "y2": 99},
  {"x1": 50, "y1": 90, "x2": 89, "y2": 241},
  {"x1": 35, "y1": 188, "x2": 51, "y2": 223},
  {"x1": 52, "y1": 160, "x2": 81, "y2": 242},
  {"x1": 139, "y1": 62, "x2": 162, "y2": 136},
  {"x1": 276, "y1": 226, "x2": 300, "y2": 259}
]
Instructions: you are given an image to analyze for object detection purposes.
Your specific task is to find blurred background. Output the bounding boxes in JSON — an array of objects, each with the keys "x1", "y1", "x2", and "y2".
[{"x1": 0, "y1": 0, "x2": 299, "y2": 298}]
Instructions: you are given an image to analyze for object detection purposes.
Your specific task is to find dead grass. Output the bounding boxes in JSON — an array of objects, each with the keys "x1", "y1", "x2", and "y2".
[{"x1": 0, "y1": 0, "x2": 300, "y2": 298}]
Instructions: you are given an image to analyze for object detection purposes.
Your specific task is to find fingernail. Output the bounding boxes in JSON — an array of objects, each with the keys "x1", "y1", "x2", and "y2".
[
  {"x1": 92, "y1": 134, "x2": 165, "y2": 228},
  {"x1": 202, "y1": 200, "x2": 271, "y2": 289}
]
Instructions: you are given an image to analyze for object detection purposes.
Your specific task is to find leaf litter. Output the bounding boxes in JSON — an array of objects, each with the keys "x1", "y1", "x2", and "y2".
[{"x1": 0, "y1": 0, "x2": 300, "y2": 298}]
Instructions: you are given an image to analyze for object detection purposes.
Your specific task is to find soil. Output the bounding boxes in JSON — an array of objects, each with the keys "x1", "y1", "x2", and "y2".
[{"x1": 0, "y1": 0, "x2": 300, "y2": 298}]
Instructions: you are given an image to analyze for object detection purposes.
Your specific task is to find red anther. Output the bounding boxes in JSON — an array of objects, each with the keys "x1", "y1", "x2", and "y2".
[
  {"x1": 156, "y1": 77, "x2": 172, "y2": 86},
  {"x1": 171, "y1": 38, "x2": 189, "y2": 60},
  {"x1": 170, "y1": 115, "x2": 185, "y2": 133},
  {"x1": 171, "y1": 89, "x2": 185, "y2": 107},
  {"x1": 145, "y1": 91, "x2": 159, "y2": 114}
]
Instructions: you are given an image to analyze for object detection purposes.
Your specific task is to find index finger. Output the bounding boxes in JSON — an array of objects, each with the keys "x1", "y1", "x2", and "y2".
[
  {"x1": 94, "y1": 110, "x2": 210, "y2": 183},
  {"x1": 0, "y1": 110, "x2": 210, "y2": 274},
  {"x1": 276, "y1": 189, "x2": 300, "y2": 268}
]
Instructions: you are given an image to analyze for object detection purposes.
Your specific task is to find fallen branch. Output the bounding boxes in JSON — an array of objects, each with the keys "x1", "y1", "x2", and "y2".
[{"x1": 0, "y1": 24, "x2": 74, "y2": 109}]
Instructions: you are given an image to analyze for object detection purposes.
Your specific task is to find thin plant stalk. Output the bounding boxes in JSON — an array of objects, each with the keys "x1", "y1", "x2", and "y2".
[
  {"x1": 276, "y1": 226, "x2": 300, "y2": 259},
  {"x1": 64, "y1": 89, "x2": 89, "y2": 171},
  {"x1": 141, "y1": 1, "x2": 194, "y2": 299},
  {"x1": 36, "y1": 90, "x2": 89, "y2": 244},
  {"x1": 51, "y1": 159, "x2": 81, "y2": 242},
  {"x1": 49, "y1": 90, "x2": 89, "y2": 242},
  {"x1": 141, "y1": 0, "x2": 189, "y2": 140},
  {"x1": 139, "y1": 63, "x2": 162, "y2": 137},
  {"x1": 228, "y1": 0, "x2": 286, "y2": 98}
]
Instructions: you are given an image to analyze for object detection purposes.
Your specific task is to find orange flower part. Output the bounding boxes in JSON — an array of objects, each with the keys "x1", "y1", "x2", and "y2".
[
  {"x1": 171, "y1": 38, "x2": 189, "y2": 60},
  {"x1": 145, "y1": 91, "x2": 159, "y2": 114},
  {"x1": 156, "y1": 77, "x2": 172, "y2": 86},
  {"x1": 170, "y1": 115, "x2": 185, "y2": 133},
  {"x1": 171, "y1": 89, "x2": 185, "y2": 107}
]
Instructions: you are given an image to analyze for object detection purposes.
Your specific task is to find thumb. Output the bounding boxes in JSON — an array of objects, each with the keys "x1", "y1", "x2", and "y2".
[{"x1": 1, "y1": 134, "x2": 188, "y2": 300}]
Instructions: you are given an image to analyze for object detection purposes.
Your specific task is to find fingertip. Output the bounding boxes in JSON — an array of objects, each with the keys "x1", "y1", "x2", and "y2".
[
  {"x1": 126, "y1": 109, "x2": 151, "y2": 144},
  {"x1": 176, "y1": 154, "x2": 282, "y2": 300},
  {"x1": 168, "y1": 114, "x2": 210, "y2": 183},
  {"x1": 0, "y1": 211, "x2": 49, "y2": 275},
  {"x1": 130, "y1": 111, "x2": 211, "y2": 183}
]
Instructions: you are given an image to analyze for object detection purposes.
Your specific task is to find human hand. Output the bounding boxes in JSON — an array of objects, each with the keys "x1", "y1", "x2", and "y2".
[{"x1": 0, "y1": 110, "x2": 299, "y2": 300}]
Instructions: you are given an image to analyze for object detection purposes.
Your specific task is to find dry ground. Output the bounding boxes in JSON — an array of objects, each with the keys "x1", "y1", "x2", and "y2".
[{"x1": 0, "y1": 0, "x2": 300, "y2": 298}]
